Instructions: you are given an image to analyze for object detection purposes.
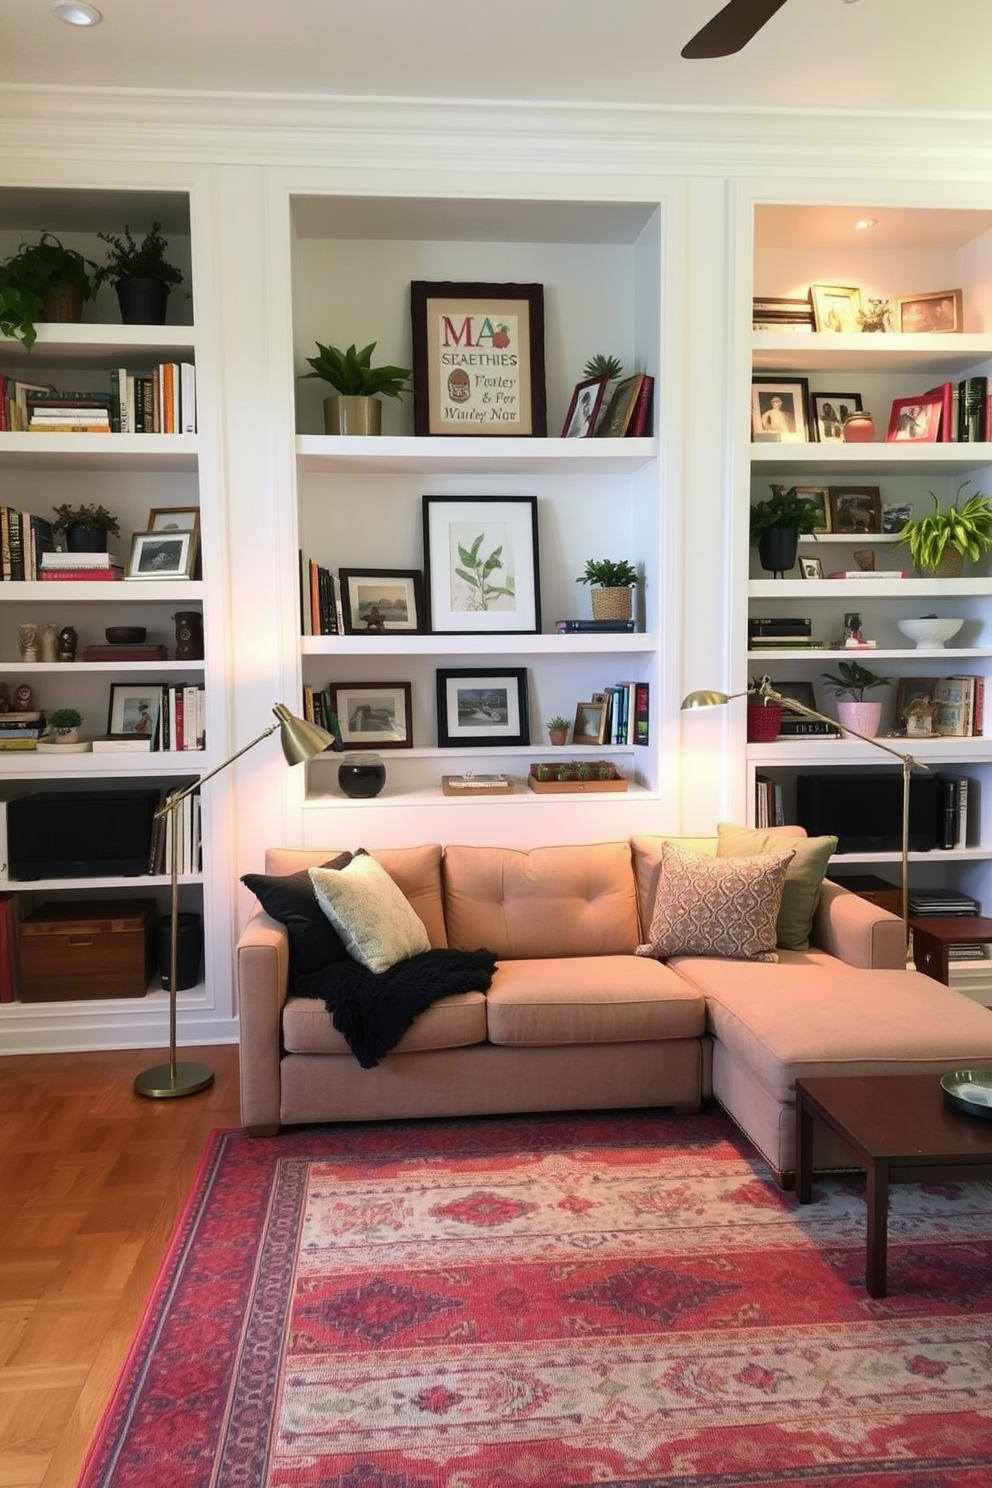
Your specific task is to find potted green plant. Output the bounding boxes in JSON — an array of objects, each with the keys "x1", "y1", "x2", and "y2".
[
  {"x1": 302, "y1": 340, "x2": 412, "y2": 435},
  {"x1": 0, "y1": 232, "x2": 98, "y2": 349},
  {"x1": 577, "y1": 558, "x2": 638, "y2": 622},
  {"x1": 51, "y1": 502, "x2": 121, "y2": 554},
  {"x1": 750, "y1": 486, "x2": 822, "y2": 576},
  {"x1": 93, "y1": 221, "x2": 184, "y2": 325},
  {"x1": 44, "y1": 707, "x2": 83, "y2": 744},
  {"x1": 895, "y1": 483, "x2": 992, "y2": 577},
  {"x1": 821, "y1": 659, "x2": 894, "y2": 739},
  {"x1": 545, "y1": 715, "x2": 571, "y2": 745}
]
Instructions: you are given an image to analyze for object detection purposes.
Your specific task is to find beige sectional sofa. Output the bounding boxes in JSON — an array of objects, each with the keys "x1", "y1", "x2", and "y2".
[{"x1": 236, "y1": 834, "x2": 992, "y2": 1185}]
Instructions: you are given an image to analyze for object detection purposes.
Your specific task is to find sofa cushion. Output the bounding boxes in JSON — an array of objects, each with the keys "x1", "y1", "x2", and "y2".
[
  {"x1": 241, "y1": 853, "x2": 352, "y2": 986},
  {"x1": 636, "y1": 841, "x2": 793, "y2": 963},
  {"x1": 716, "y1": 822, "x2": 838, "y2": 951},
  {"x1": 310, "y1": 855, "x2": 431, "y2": 973},
  {"x1": 263, "y1": 844, "x2": 448, "y2": 949},
  {"x1": 443, "y1": 842, "x2": 639, "y2": 958},
  {"x1": 485, "y1": 955, "x2": 706, "y2": 1046},
  {"x1": 283, "y1": 989, "x2": 488, "y2": 1056}
]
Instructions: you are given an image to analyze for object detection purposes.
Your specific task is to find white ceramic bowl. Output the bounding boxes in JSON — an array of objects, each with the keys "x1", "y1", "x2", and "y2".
[{"x1": 896, "y1": 617, "x2": 965, "y2": 649}]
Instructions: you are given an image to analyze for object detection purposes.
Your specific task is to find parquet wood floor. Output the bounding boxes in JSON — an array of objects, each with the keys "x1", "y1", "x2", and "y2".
[{"x1": 0, "y1": 1044, "x2": 242, "y2": 1488}]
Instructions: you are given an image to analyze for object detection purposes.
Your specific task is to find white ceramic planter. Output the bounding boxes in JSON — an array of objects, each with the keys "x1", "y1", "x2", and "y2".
[{"x1": 836, "y1": 700, "x2": 883, "y2": 739}]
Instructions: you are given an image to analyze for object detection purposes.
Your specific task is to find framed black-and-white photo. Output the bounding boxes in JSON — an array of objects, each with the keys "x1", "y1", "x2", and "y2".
[
  {"x1": 329, "y1": 681, "x2": 413, "y2": 749},
  {"x1": 750, "y1": 377, "x2": 810, "y2": 443},
  {"x1": 810, "y1": 391, "x2": 863, "y2": 443},
  {"x1": 436, "y1": 667, "x2": 530, "y2": 748},
  {"x1": 561, "y1": 375, "x2": 607, "y2": 438},
  {"x1": 147, "y1": 506, "x2": 201, "y2": 577},
  {"x1": 125, "y1": 530, "x2": 194, "y2": 580},
  {"x1": 799, "y1": 555, "x2": 823, "y2": 579},
  {"x1": 338, "y1": 569, "x2": 424, "y2": 635},
  {"x1": 108, "y1": 683, "x2": 164, "y2": 741},
  {"x1": 423, "y1": 495, "x2": 541, "y2": 635}
]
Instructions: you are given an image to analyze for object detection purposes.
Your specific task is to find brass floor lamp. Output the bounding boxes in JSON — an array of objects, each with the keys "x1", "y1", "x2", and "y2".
[
  {"x1": 134, "y1": 703, "x2": 335, "y2": 1100},
  {"x1": 681, "y1": 676, "x2": 926, "y2": 959}
]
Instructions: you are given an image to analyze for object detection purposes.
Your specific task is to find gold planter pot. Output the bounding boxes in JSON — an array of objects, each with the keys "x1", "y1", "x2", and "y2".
[{"x1": 323, "y1": 395, "x2": 382, "y2": 436}]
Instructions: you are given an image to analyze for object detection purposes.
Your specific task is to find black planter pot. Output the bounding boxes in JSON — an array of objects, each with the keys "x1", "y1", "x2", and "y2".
[
  {"x1": 338, "y1": 753, "x2": 386, "y2": 799},
  {"x1": 115, "y1": 277, "x2": 170, "y2": 326},
  {"x1": 66, "y1": 525, "x2": 108, "y2": 553},
  {"x1": 757, "y1": 526, "x2": 799, "y2": 578}
]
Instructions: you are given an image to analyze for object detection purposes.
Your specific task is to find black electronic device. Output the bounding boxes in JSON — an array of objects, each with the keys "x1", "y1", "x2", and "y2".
[
  {"x1": 6, "y1": 788, "x2": 160, "y2": 880},
  {"x1": 796, "y1": 771, "x2": 938, "y2": 855}
]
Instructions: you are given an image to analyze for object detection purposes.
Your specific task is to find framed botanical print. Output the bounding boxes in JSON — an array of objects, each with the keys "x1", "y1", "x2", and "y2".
[
  {"x1": 422, "y1": 494, "x2": 541, "y2": 635},
  {"x1": 410, "y1": 281, "x2": 547, "y2": 437},
  {"x1": 436, "y1": 667, "x2": 530, "y2": 748}
]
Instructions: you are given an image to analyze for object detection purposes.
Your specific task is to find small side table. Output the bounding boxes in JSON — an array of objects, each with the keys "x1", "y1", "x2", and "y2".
[{"x1": 910, "y1": 916, "x2": 992, "y2": 986}]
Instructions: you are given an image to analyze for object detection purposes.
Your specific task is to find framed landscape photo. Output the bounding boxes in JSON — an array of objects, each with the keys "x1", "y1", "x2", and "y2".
[
  {"x1": 561, "y1": 375, "x2": 607, "y2": 438},
  {"x1": 338, "y1": 569, "x2": 424, "y2": 635},
  {"x1": 147, "y1": 506, "x2": 201, "y2": 577},
  {"x1": 810, "y1": 283, "x2": 863, "y2": 333},
  {"x1": 886, "y1": 394, "x2": 942, "y2": 443},
  {"x1": 572, "y1": 700, "x2": 608, "y2": 745},
  {"x1": 422, "y1": 494, "x2": 541, "y2": 635},
  {"x1": 828, "y1": 486, "x2": 883, "y2": 534},
  {"x1": 329, "y1": 681, "x2": 413, "y2": 749},
  {"x1": 751, "y1": 377, "x2": 811, "y2": 443},
  {"x1": 436, "y1": 667, "x2": 529, "y2": 748},
  {"x1": 410, "y1": 280, "x2": 547, "y2": 437},
  {"x1": 896, "y1": 289, "x2": 963, "y2": 334},
  {"x1": 108, "y1": 683, "x2": 164, "y2": 741},
  {"x1": 799, "y1": 555, "x2": 823, "y2": 579},
  {"x1": 810, "y1": 391, "x2": 862, "y2": 443},
  {"x1": 125, "y1": 530, "x2": 195, "y2": 579}
]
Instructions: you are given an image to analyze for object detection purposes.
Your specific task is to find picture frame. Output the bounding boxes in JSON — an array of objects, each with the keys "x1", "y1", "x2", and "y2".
[
  {"x1": 810, "y1": 391, "x2": 863, "y2": 443},
  {"x1": 422, "y1": 495, "x2": 541, "y2": 635},
  {"x1": 895, "y1": 677, "x2": 937, "y2": 736},
  {"x1": 107, "y1": 683, "x2": 164, "y2": 741},
  {"x1": 828, "y1": 486, "x2": 883, "y2": 534},
  {"x1": 436, "y1": 667, "x2": 530, "y2": 748},
  {"x1": 147, "y1": 505, "x2": 201, "y2": 577},
  {"x1": 886, "y1": 394, "x2": 943, "y2": 443},
  {"x1": 771, "y1": 680, "x2": 818, "y2": 716},
  {"x1": 337, "y1": 568, "x2": 424, "y2": 635},
  {"x1": 799, "y1": 555, "x2": 824, "y2": 579},
  {"x1": 572, "y1": 700, "x2": 608, "y2": 745},
  {"x1": 882, "y1": 502, "x2": 913, "y2": 534},
  {"x1": 410, "y1": 280, "x2": 547, "y2": 438},
  {"x1": 791, "y1": 485, "x2": 831, "y2": 533},
  {"x1": 561, "y1": 374, "x2": 608, "y2": 438},
  {"x1": 896, "y1": 289, "x2": 963, "y2": 334},
  {"x1": 595, "y1": 373, "x2": 644, "y2": 439},
  {"x1": 329, "y1": 681, "x2": 413, "y2": 749},
  {"x1": 125, "y1": 530, "x2": 195, "y2": 580},
  {"x1": 810, "y1": 283, "x2": 863, "y2": 333},
  {"x1": 751, "y1": 377, "x2": 811, "y2": 443}
]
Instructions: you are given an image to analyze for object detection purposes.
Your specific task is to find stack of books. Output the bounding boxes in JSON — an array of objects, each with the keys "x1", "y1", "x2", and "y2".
[
  {"x1": 0, "y1": 711, "x2": 43, "y2": 751},
  {"x1": 26, "y1": 390, "x2": 112, "y2": 433},
  {"x1": 556, "y1": 618, "x2": 636, "y2": 634},
  {"x1": 0, "y1": 508, "x2": 54, "y2": 580},
  {"x1": 748, "y1": 617, "x2": 823, "y2": 650},
  {"x1": 922, "y1": 378, "x2": 991, "y2": 443},
  {"x1": 935, "y1": 774, "x2": 974, "y2": 849},
  {"x1": 39, "y1": 550, "x2": 124, "y2": 583}
]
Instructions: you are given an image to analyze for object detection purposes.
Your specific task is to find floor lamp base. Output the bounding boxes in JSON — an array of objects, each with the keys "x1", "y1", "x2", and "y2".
[{"x1": 134, "y1": 1060, "x2": 215, "y2": 1099}]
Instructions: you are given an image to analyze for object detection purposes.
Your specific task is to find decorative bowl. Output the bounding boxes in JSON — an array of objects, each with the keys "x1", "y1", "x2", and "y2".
[
  {"x1": 105, "y1": 626, "x2": 147, "y2": 645},
  {"x1": 896, "y1": 617, "x2": 964, "y2": 649}
]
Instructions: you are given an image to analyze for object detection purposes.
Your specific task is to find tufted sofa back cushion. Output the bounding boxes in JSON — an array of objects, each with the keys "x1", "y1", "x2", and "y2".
[{"x1": 263, "y1": 844, "x2": 448, "y2": 948}]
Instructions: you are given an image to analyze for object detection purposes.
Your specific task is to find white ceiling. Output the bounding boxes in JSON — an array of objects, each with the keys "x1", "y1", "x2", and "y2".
[{"x1": 1, "y1": 0, "x2": 991, "y2": 115}]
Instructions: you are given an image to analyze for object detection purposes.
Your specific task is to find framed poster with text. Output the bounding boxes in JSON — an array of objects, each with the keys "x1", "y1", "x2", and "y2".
[{"x1": 410, "y1": 281, "x2": 547, "y2": 437}]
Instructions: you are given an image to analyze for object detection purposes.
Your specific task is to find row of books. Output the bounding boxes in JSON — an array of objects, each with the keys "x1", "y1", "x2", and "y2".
[
  {"x1": 300, "y1": 555, "x2": 345, "y2": 636},
  {"x1": 934, "y1": 775, "x2": 974, "y2": 851},
  {"x1": 921, "y1": 377, "x2": 990, "y2": 443},
  {"x1": 100, "y1": 684, "x2": 206, "y2": 752},
  {"x1": 0, "y1": 364, "x2": 196, "y2": 434},
  {"x1": 0, "y1": 508, "x2": 55, "y2": 580},
  {"x1": 0, "y1": 711, "x2": 44, "y2": 751},
  {"x1": 753, "y1": 774, "x2": 976, "y2": 850},
  {"x1": 302, "y1": 684, "x2": 340, "y2": 739},
  {"x1": 148, "y1": 787, "x2": 202, "y2": 877},
  {"x1": 601, "y1": 680, "x2": 650, "y2": 746},
  {"x1": 923, "y1": 675, "x2": 985, "y2": 737},
  {"x1": 754, "y1": 774, "x2": 785, "y2": 827}
]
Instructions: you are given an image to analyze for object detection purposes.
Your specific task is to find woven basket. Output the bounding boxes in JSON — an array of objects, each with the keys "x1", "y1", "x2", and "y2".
[
  {"x1": 591, "y1": 586, "x2": 633, "y2": 622},
  {"x1": 923, "y1": 548, "x2": 964, "y2": 579},
  {"x1": 746, "y1": 704, "x2": 782, "y2": 742}
]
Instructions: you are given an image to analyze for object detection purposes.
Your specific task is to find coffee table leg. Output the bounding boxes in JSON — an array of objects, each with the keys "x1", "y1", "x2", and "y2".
[
  {"x1": 865, "y1": 1161, "x2": 890, "y2": 1299},
  {"x1": 796, "y1": 1088, "x2": 814, "y2": 1203}
]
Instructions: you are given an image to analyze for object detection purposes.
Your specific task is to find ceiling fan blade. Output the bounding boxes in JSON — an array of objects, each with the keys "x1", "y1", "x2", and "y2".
[{"x1": 681, "y1": 0, "x2": 789, "y2": 59}]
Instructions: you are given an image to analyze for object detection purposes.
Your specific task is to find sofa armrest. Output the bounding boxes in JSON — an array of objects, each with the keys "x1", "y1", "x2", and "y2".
[
  {"x1": 812, "y1": 879, "x2": 905, "y2": 969},
  {"x1": 236, "y1": 905, "x2": 290, "y2": 1133}
]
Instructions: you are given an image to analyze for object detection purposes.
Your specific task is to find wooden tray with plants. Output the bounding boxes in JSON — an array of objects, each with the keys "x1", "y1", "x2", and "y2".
[{"x1": 528, "y1": 761, "x2": 628, "y2": 793}]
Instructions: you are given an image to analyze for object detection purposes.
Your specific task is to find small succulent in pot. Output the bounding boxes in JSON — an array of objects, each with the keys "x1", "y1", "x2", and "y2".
[
  {"x1": 545, "y1": 715, "x2": 570, "y2": 743},
  {"x1": 45, "y1": 707, "x2": 82, "y2": 740},
  {"x1": 582, "y1": 353, "x2": 624, "y2": 381}
]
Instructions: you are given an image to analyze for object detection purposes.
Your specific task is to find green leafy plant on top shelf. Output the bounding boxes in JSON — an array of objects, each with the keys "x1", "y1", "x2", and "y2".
[
  {"x1": 0, "y1": 233, "x2": 98, "y2": 350},
  {"x1": 749, "y1": 487, "x2": 822, "y2": 544},
  {"x1": 820, "y1": 660, "x2": 894, "y2": 702},
  {"x1": 577, "y1": 558, "x2": 638, "y2": 587},
  {"x1": 93, "y1": 222, "x2": 184, "y2": 288},
  {"x1": 895, "y1": 484, "x2": 992, "y2": 571},
  {"x1": 302, "y1": 341, "x2": 412, "y2": 399},
  {"x1": 582, "y1": 353, "x2": 623, "y2": 380},
  {"x1": 51, "y1": 503, "x2": 120, "y2": 538}
]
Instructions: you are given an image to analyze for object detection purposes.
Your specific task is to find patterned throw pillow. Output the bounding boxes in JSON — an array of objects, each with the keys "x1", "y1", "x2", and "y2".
[
  {"x1": 716, "y1": 823, "x2": 838, "y2": 951},
  {"x1": 636, "y1": 840, "x2": 794, "y2": 963},
  {"x1": 310, "y1": 854, "x2": 431, "y2": 974}
]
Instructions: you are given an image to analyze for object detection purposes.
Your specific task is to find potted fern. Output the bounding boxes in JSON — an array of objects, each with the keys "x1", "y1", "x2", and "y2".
[
  {"x1": 821, "y1": 660, "x2": 893, "y2": 739},
  {"x1": 577, "y1": 558, "x2": 638, "y2": 622},
  {"x1": 750, "y1": 486, "x2": 822, "y2": 577},
  {"x1": 0, "y1": 233, "x2": 98, "y2": 349},
  {"x1": 93, "y1": 221, "x2": 184, "y2": 325},
  {"x1": 302, "y1": 340, "x2": 412, "y2": 435},
  {"x1": 895, "y1": 484, "x2": 992, "y2": 577}
]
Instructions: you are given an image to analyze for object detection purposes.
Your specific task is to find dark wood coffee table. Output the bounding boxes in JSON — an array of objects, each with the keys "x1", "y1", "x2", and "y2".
[
  {"x1": 910, "y1": 916, "x2": 992, "y2": 985},
  {"x1": 795, "y1": 1073, "x2": 992, "y2": 1298}
]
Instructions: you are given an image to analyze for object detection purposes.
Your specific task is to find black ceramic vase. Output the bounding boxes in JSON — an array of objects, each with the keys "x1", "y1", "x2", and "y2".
[
  {"x1": 757, "y1": 526, "x2": 799, "y2": 578},
  {"x1": 338, "y1": 753, "x2": 386, "y2": 799}
]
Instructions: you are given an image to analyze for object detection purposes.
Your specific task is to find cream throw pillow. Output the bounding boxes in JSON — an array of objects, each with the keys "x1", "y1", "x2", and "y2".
[
  {"x1": 636, "y1": 840, "x2": 794, "y2": 963},
  {"x1": 716, "y1": 823, "x2": 838, "y2": 952},
  {"x1": 310, "y1": 855, "x2": 431, "y2": 973}
]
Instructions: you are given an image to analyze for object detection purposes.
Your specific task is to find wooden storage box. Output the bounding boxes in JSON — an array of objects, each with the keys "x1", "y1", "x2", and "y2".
[{"x1": 18, "y1": 899, "x2": 157, "y2": 1002}]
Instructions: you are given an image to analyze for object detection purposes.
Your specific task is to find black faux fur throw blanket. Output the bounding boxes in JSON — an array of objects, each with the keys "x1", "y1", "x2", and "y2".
[{"x1": 299, "y1": 948, "x2": 498, "y2": 1068}]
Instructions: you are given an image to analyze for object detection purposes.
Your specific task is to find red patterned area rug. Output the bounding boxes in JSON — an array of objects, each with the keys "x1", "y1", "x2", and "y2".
[{"x1": 80, "y1": 1109, "x2": 992, "y2": 1488}]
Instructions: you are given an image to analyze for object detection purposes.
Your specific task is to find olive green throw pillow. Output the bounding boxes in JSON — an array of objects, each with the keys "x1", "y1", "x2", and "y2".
[{"x1": 716, "y1": 823, "x2": 838, "y2": 951}]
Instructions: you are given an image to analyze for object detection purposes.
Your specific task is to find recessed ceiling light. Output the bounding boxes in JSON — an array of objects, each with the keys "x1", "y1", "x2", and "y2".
[
  {"x1": 50, "y1": 1, "x2": 102, "y2": 25},
  {"x1": 855, "y1": 218, "x2": 878, "y2": 231}
]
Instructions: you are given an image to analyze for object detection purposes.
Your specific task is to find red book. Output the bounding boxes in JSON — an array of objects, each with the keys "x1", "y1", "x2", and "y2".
[
  {"x1": 923, "y1": 382, "x2": 954, "y2": 442},
  {"x1": 39, "y1": 568, "x2": 121, "y2": 581},
  {"x1": 634, "y1": 681, "x2": 650, "y2": 745},
  {"x1": 625, "y1": 375, "x2": 655, "y2": 438},
  {"x1": 972, "y1": 675, "x2": 984, "y2": 735}
]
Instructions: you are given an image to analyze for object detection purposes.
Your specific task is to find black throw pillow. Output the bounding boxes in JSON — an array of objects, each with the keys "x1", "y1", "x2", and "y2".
[{"x1": 241, "y1": 853, "x2": 352, "y2": 985}]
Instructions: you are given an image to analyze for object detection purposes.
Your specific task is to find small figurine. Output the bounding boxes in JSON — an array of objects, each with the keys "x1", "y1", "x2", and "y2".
[
  {"x1": 57, "y1": 626, "x2": 78, "y2": 663},
  {"x1": 39, "y1": 623, "x2": 58, "y2": 663},
  {"x1": 12, "y1": 684, "x2": 35, "y2": 712},
  {"x1": 17, "y1": 623, "x2": 38, "y2": 663},
  {"x1": 363, "y1": 604, "x2": 386, "y2": 634}
]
